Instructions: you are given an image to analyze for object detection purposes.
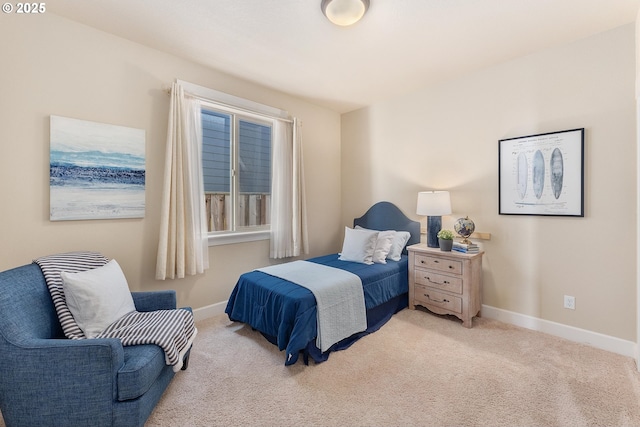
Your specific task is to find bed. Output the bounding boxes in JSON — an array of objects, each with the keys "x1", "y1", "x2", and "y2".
[{"x1": 224, "y1": 201, "x2": 421, "y2": 365}]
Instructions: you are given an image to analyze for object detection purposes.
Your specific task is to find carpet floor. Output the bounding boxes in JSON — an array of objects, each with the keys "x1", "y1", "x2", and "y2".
[{"x1": 146, "y1": 308, "x2": 640, "y2": 426}]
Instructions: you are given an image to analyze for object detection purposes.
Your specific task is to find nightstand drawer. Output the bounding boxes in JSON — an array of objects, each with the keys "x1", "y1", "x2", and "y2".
[
  {"x1": 414, "y1": 269, "x2": 463, "y2": 294},
  {"x1": 414, "y1": 254, "x2": 462, "y2": 275},
  {"x1": 414, "y1": 285, "x2": 462, "y2": 314}
]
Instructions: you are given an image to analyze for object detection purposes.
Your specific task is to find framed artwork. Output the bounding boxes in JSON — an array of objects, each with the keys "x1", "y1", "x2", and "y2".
[
  {"x1": 499, "y1": 128, "x2": 584, "y2": 217},
  {"x1": 50, "y1": 115, "x2": 146, "y2": 221}
]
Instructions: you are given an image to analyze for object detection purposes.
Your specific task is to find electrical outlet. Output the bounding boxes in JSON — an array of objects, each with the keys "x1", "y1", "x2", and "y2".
[{"x1": 563, "y1": 295, "x2": 575, "y2": 310}]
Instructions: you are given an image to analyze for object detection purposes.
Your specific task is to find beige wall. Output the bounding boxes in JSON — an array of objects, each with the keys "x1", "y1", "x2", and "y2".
[
  {"x1": 0, "y1": 14, "x2": 342, "y2": 310},
  {"x1": 1, "y1": 13, "x2": 636, "y2": 343},
  {"x1": 342, "y1": 24, "x2": 637, "y2": 341}
]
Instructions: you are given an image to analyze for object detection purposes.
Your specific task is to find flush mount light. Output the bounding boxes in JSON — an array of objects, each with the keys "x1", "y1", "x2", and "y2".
[{"x1": 321, "y1": 0, "x2": 370, "y2": 26}]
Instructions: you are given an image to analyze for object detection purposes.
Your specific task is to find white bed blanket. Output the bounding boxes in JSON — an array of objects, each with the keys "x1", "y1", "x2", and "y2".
[{"x1": 257, "y1": 260, "x2": 366, "y2": 352}]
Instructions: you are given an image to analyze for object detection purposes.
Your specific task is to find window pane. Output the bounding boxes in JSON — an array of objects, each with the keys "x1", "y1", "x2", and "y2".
[
  {"x1": 202, "y1": 109, "x2": 231, "y2": 232},
  {"x1": 237, "y1": 120, "x2": 271, "y2": 228}
]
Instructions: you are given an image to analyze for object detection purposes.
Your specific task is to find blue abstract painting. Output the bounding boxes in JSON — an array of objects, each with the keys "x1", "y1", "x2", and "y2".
[{"x1": 50, "y1": 115, "x2": 146, "y2": 221}]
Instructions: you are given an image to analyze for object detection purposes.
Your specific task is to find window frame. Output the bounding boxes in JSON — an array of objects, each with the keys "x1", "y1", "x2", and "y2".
[
  {"x1": 177, "y1": 80, "x2": 289, "y2": 247},
  {"x1": 201, "y1": 103, "x2": 273, "y2": 243}
]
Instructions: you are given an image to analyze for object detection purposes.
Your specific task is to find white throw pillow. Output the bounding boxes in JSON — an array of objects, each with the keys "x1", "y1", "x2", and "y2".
[
  {"x1": 61, "y1": 259, "x2": 136, "y2": 338},
  {"x1": 355, "y1": 226, "x2": 396, "y2": 264},
  {"x1": 387, "y1": 231, "x2": 411, "y2": 261},
  {"x1": 338, "y1": 227, "x2": 379, "y2": 265}
]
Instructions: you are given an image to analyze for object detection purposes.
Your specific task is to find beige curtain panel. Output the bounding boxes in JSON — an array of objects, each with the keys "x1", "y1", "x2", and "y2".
[
  {"x1": 156, "y1": 82, "x2": 209, "y2": 280},
  {"x1": 270, "y1": 118, "x2": 309, "y2": 258}
]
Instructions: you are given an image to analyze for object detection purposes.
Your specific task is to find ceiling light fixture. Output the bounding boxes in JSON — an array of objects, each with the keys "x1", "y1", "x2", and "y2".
[{"x1": 321, "y1": 0, "x2": 370, "y2": 26}]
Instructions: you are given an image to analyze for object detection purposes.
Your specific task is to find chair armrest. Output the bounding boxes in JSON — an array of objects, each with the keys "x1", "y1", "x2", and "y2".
[
  {"x1": 6, "y1": 337, "x2": 124, "y2": 377},
  {"x1": 131, "y1": 290, "x2": 177, "y2": 312},
  {"x1": 0, "y1": 337, "x2": 125, "y2": 418}
]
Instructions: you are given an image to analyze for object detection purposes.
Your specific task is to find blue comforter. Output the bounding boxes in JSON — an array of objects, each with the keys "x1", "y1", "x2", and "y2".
[{"x1": 225, "y1": 253, "x2": 408, "y2": 365}]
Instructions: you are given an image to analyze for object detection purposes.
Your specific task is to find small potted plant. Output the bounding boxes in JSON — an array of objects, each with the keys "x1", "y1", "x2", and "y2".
[{"x1": 437, "y1": 229, "x2": 454, "y2": 251}]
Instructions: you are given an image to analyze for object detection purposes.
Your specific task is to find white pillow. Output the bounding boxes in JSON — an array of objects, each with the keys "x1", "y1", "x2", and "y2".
[
  {"x1": 355, "y1": 226, "x2": 395, "y2": 264},
  {"x1": 61, "y1": 259, "x2": 136, "y2": 338},
  {"x1": 371, "y1": 230, "x2": 395, "y2": 264},
  {"x1": 387, "y1": 231, "x2": 411, "y2": 261},
  {"x1": 338, "y1": 227, "x2": 379, "y2": 265}
]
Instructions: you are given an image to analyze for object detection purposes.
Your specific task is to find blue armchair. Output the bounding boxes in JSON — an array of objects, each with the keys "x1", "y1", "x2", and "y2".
[{"x1": 0, "y1": 262, "x2": 190, "y2": 427}]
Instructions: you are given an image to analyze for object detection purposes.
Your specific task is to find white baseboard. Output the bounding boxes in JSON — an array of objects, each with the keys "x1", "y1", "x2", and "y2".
[
  {"x1": 193, "y1": 301, "x2": 637, "y2": 359},
  {"x1": 193, "y1": 301, "x2": 228, "y2": 322},
  {"x1": 481, "y1": 305, "x2": 636, "y2": 358}
]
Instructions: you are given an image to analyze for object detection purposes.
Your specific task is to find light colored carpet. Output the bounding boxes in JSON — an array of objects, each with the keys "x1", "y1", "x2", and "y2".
[{"x1": 147, "y1": 308, "x2": 640, "y2": 427}]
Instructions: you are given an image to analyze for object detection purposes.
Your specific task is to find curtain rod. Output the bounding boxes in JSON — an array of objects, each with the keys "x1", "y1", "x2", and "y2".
[{"x1": 165, "y1": 84, "x2": 294, "y2": 124}]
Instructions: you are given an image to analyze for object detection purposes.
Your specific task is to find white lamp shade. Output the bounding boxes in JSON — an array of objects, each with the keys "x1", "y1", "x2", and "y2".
[
  {"x1": 416, "y1": 191, "x2": 452, "y2": 216},
  {"x1": 321, "y1": 0, "x2": 369, "y2": 26}
]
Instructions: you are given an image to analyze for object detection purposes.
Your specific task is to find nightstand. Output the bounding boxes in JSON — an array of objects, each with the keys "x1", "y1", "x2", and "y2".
[{"x1": 407, "y1": 243, "x2": 483, "y2": 328}]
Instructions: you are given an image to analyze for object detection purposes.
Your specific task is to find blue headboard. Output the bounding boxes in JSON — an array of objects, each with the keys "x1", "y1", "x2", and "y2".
[{"x1": 353, "y1": 201, "x2": 421, "y2": 254}]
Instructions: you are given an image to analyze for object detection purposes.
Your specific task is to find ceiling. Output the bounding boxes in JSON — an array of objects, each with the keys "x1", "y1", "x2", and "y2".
[{"x1": 49, "y1": 0, "x2": 639, "y2": 113}]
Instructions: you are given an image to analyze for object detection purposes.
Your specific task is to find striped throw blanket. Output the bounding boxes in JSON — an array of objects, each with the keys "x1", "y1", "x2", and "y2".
[{"x1": 34, "y1": 251, "x2": 196, "y2": 372}]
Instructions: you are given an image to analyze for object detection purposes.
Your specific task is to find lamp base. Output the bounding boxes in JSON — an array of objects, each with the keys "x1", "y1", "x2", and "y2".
[{"x1": 426, "y1": 216, "x2": 442, "y2": 248}]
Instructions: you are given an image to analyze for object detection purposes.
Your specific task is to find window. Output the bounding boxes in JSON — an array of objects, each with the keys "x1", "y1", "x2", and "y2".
[
  {"x1": 176, "y1": 79, "x2": 293, "y2": 247},
  {"x1": 201, "y1": 106, "x2": 273, "y2": 237}
]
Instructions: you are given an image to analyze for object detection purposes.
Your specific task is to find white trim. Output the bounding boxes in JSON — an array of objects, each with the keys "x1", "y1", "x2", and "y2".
[
  {"x1": 482, "y1": 305, "x2": 636, "y2": 358},
  {"x1": 208, "y1": 230, "x2": 270, "y2": 246},
  {"x1": 636, "y1": 97, "x2": 640, "y2": 369},
  {"x1": 176, "y1": 79, "x2": 289, "y2": 120},
  {"x1": 634, "y1": 8, "x2": 640, "y2": 372},
  {"x1": 200, "y1": 99, "x2": 285, "y2": 126},
  {"x1": 193, "y1": 301, "x2": 228, "y2": 323}
]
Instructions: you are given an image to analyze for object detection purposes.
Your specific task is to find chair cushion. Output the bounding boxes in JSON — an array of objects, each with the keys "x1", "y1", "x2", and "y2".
[{"x1": 117, "y1": 344, "x2": 169, "y2": 401}]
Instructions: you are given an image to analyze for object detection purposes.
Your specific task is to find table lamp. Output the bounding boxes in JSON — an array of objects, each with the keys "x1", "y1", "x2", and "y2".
[{"x1": 416, "y1": 191, "x2": 452, "y2": 248}]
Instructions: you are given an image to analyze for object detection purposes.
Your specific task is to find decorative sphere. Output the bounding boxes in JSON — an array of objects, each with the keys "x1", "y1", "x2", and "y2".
[{"x1": 454, "y1": 217, "x2": 475, "y2": 238}]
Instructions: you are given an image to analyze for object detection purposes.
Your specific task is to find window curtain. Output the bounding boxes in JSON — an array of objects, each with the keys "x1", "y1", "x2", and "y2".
[
  {"x1": 270, "y1": 118, "x2": 309, "y2": 258},
  {"x1": 156, "y1": 82, "x2": 210, "y2": 279}
]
